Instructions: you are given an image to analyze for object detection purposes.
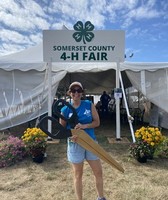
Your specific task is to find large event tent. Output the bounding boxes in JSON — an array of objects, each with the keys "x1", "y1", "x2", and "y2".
[{"x1": 0, "y1": 42, "x2": 168, "y2": 131}]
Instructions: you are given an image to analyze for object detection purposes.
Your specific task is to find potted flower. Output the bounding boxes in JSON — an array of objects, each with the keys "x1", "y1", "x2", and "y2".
[
  {"x1": 0, "y1": 136, "x2": 26, "y2": 168},
  {"x1": 22, "y1": 127, "x2": 47, "y2": 163},
  {"x1": 135, "y1": 126, "x2": 164, "y2": 159},
  {"x1": 129, "y1": 140, "x2": 151, "y2": 163},
  {"x1": 129, "y1": 126, "x2": 164, "y2": 162}
]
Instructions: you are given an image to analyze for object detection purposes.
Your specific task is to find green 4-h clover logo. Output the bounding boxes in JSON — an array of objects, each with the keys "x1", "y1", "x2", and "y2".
[{"x1": 73, "y1": 21, "x2": 94, "y2": 44}]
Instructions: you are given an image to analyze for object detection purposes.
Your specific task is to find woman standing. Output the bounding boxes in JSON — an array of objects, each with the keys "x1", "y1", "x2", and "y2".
[{"x1": 60, "y1": 81, "x2": 106, "y2": 200}]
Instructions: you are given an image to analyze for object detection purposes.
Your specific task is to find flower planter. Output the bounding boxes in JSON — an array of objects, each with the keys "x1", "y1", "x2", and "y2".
[
  {"x1": 32, "y1": 154, "x2": 44, "y2": 163},
  {"x1": 147, "y1": 148, "x2": 155, "y2": 160},
  {"x1": 147, "y1": 154, "x2": 154, "y2": 160},
  {"x1": 129, "y1": 126, "x2": 164, "y2": 164},
  {"x1": 137, "y1": 156, "x2": 147, "y2": 163},
  {"x1": 22, "y1": 127, "x2": 47, "y2": 163}
]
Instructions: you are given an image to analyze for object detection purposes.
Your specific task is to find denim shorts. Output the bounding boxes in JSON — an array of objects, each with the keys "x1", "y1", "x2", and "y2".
[{"x1": 67, "y1": 138, "x2": 99, "y2": 163}]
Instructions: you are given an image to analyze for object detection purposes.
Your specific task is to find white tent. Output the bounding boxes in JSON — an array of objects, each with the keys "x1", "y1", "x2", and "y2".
[{"x1": 0, "y1": 43, "x2": 168, "y2": 130}]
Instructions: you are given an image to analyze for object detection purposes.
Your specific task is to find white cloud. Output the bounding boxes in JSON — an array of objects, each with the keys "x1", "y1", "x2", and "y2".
[
  {"x1": 0, "y1": 0, "x2": 49, "y2": 31},
  {"x1": 0, "y1": 0, "x2": 167, "y2": 61},
  {"x1": 107, "y1": 0, "x2": 138, "y2": 10},
  {"x1": 126, "y1": 28, "x2": 142, "y2": 38},
  {"x1": 0, "y1": 29, "x2": 30, "y2": 44},
  {"x1": 0, "y1": 0, "x2": 50, "y2": 55},
  {"x1": 0, "y1": 43, "x2": 28, "y2": 56},
  {"x1": 128, "y1": 6, "x2": 161, "y2": 20},
  {"x1": 29, "y1": 33, "x2": 42, "y2": 44},
  {"x1": 45, "y1": 0, "x2": 106, "y2": 29}
]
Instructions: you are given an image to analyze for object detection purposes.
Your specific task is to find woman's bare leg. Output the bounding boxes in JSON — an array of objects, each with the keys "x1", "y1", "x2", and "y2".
[
  {"x1": 71, "y1": 162, "x2": 84, "y2": 200},
  {"x1": 87, "y1": 159, "x2": 104, "y2": 198}
]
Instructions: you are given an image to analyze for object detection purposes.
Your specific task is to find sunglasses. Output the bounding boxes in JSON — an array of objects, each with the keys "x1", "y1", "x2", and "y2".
[{"x1": 70, "y1": 88, "x2": 83, "y2": 93}]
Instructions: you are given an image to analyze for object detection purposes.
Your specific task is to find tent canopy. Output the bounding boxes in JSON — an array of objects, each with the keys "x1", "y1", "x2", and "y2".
[
  {"x1": 0, "y1": 43, "x2": 168, "y2": 130},
  {"x1": 1, "y1": 42, "x2": 168, "y2": 72}
]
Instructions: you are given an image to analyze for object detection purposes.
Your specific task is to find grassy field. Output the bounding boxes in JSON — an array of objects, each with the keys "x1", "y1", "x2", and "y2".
[{"x1": 0, "y1": 118, "x2": 168, "y2": 200}]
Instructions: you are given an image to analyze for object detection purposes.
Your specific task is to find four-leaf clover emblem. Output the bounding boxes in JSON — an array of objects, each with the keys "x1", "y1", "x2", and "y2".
[{"x1": 73, "y1": 21, "x2": 94, "y2": 44}]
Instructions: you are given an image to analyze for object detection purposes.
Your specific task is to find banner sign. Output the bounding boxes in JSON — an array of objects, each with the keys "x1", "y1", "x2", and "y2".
[
  {"x1": 43, "y1": 21, "x2": 125, "y2": 62},
  {"x1": 114, "y1": 88, "x2": 122, "y2": 99}
]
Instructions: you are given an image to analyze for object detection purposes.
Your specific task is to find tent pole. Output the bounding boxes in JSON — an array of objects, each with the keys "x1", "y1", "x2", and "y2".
[
  {"x1": 116, "y1": 60, "x2": 121, "y2": 140},
  {"x1": 47, "y1": 60, "x2": 52, "y2": 139},
  {"x1": 119, "y1": 71, "x2": 136, "y2": 142}
]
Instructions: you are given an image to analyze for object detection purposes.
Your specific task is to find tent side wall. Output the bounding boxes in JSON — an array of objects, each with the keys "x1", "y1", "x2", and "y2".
[
  {"x1": 126, "y1": 68, "x2": 168, "y2": 129},
  {"x1": 126, "y1": 68, "x2": 168, "y2": 113},
  {"x1": 0, "y1": 69, "x2": 66, "y2": 130}
]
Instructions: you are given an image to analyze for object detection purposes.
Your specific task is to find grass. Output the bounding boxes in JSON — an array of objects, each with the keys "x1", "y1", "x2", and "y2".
[{"x1": 0, "y1": 117, "x2": 168, "y2": 200}]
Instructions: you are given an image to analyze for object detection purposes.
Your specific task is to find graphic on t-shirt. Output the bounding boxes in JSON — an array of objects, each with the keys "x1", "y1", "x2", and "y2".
[
  {"x1": 84, "y1": 109, "x2": 91, "y2": 117},
  {"x1": 68, "y1": 113, "x2": 73, "y2": 118}
]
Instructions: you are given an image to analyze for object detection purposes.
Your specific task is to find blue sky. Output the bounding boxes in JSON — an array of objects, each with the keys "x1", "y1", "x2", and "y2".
[{"x1": 0, "y1": 0, "x2": 168, "y2": 62}]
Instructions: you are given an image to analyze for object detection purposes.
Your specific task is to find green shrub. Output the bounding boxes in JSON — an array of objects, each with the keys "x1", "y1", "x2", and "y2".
[{"x1": 155, "y1": 137, "x2": 168, "y2": 158}]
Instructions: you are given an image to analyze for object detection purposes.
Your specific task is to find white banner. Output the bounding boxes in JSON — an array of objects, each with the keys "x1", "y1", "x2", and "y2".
[{"x1": 43, "y1": 30, "x2": 125, "y2": 62}]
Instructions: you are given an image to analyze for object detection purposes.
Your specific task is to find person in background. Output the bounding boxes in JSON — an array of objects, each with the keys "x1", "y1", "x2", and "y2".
[
  {"x1": 60, "y1": 81, "x2": 106, "y2": 200},
  {"x1": 100, "y1": 91, "x2": 111, "y2": 117}
]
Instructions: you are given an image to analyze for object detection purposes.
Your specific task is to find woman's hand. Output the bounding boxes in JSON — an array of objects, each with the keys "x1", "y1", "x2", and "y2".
[
  {"x1": 70, "y1": 123, "x2": 90, "y2": 142},
  {"x1": 69, "y1": 123, "x2": 86, "y2": 143},
  {"x1": 69, "y1": 135, "x2": 78, "y2": 143},
  {"x1": 74, "y1": 123, "x2": 87, "y2": 130}
]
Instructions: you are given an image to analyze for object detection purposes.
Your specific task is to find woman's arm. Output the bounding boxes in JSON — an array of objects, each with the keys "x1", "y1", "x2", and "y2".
[{"x1": 87, "y1": 103, "x2": 100, "y2": 128}]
